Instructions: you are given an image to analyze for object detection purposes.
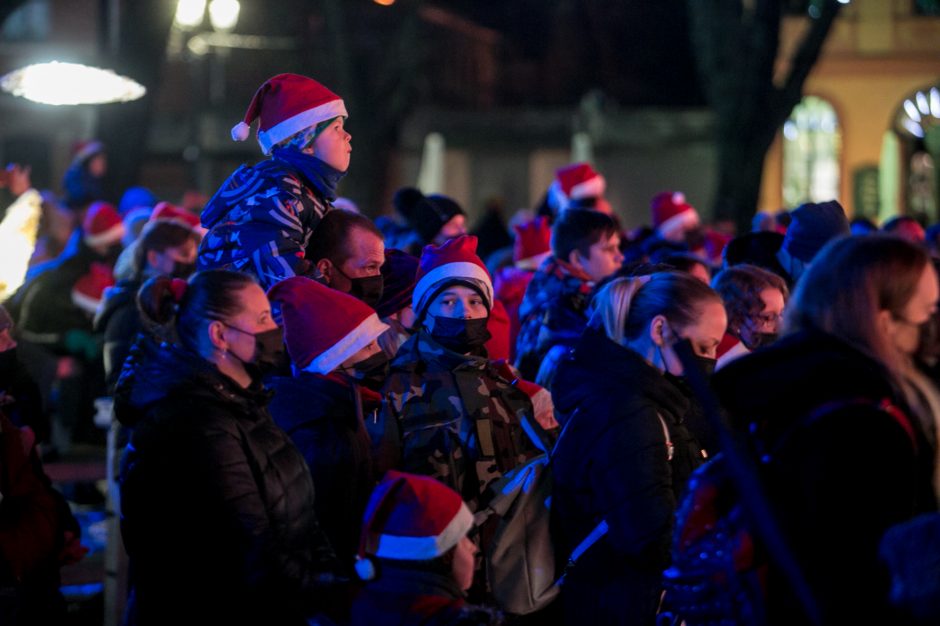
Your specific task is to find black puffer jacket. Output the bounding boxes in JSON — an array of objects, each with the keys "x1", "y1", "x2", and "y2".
[
  {"x1": 266, "y1": 372, "x2": 376, "y2": 569},
  {"x1": 116, "y1": 337, "x2": 340, "y2": 626},
  {"x1": 94, "y1": 279, "x2": 141, "y2": 391},
  {"x1": 550, "y1": 327, "x2": 704, "y2": 626}
]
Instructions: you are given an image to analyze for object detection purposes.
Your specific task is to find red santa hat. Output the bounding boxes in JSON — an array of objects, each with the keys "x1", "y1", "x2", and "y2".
[
  {"x1": 83, "y1": 202, "x2": 125, "y2": 248},
  {"x1": 355, "y1": 470, "x2": 474, "y2": 581},
  {"x1": 72, "y1": 262, "x2": 115, "y2": 315},
  {"x1": 267, "y1": 277, "x2": 388, "y2": 375},
  {"x1": 150, "y1": 201, "x2": 201, "y2": 231},
  {"x1": 231, "y1": 73, "x2": 347, "y2": 155},
  {"x1": 513, "y1": 217, "x2": 552, "y2": 270},
  {"x1": 651, "y1": 191, "x2": 700, "y2": 240},
  {"x1": 554, "y1": 163, "x2": 606, "y2": 203},
  {"x1": 412, "y1": 235, "x2": 493, "y2": 319}
]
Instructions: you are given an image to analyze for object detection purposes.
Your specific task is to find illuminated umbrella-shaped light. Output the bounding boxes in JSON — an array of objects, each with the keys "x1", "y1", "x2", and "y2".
[{"x1": 0, "y1": 61, "x2": 146, "y2": 105}]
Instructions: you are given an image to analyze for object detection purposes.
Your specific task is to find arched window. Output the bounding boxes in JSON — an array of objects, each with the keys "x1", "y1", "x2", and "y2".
[{"x1": 782, "y1": 96, "x2": 842, "y2": 208}]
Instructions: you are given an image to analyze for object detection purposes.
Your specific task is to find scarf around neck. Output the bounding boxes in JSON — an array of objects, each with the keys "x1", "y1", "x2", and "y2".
[{"x1": 272, "y1": 147, "x2": 346, "y2": 201}]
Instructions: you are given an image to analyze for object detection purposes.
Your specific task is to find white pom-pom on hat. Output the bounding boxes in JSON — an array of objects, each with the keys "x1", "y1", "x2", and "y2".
[
  {"x1": 354, "y1": 557, "x2": 376, "y2": 581},
  {"x1": 231, "y1": 121, "x2": 251, "y2": 142}
]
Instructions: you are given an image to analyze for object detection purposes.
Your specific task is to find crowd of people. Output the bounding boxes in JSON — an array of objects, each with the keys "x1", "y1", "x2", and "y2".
[{"x1": 1, "y1": 71, "x2": 939, "y2": 626}]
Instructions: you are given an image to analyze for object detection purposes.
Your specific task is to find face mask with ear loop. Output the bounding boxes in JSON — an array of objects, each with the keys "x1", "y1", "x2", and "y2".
[
  {"x1": 221, "y1": 323, "x2": 290, "y2": 378},
  {"x1": 329, "y1": 262, "x2": 384, "y2": 309}
]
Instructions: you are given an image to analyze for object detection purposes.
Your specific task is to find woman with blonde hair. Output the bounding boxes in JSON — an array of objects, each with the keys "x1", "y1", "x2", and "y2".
[
  {"x1": 550, "y1": 271, "x2": 727, "y2": 626},
  {"x1": 714, "y1": 235, "x2": 939, "y2": 625}
]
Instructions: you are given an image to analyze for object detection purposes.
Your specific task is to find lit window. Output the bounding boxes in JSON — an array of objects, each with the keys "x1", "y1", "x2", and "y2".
[{"x1": 782, "y1": 96, "x2": 842, "y2": 208}]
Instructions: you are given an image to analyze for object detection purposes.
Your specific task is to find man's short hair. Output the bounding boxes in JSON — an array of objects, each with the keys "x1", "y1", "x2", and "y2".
[
  {"x1": 551, "y1": 209, "x2": 618, "y2": 260},
  {"x1": 306, "y1": 209, "x2": 384, "y2": 264}
]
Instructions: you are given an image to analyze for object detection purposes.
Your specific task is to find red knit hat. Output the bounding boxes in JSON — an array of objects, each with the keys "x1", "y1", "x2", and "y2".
[
  {"x1": 231, "y1": 73, "x2": 347, "y2": 155},
  {"x1": 412, "y1": 235, "x2": 493, "y2": 318},
  {"x1": 555, "y1": 163, "x2": 606, "y2": 202},
  {"x1": 513, "y1": 217, "x2": 552, "y2": 270},
  {"x1": 72, "y1": 262, "x2": 115, "y2": 314},
  {"x1": 355, "y1": 470, "x2": 473, "y2": 581},
  {"x1": 651, "y1": 191, "x2": 700, "y2": 240},
  {"x1": 83, "y1": 202, "x2": 125, "y2": 248},
  {"x1": 150, "y1": 201, "x2": 201, "y2": 231},
  {"x1": 267, "y1": 277, "x2": 388, "y2": 375}
]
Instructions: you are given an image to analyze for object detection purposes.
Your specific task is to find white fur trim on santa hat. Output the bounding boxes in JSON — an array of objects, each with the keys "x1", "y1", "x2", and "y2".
[
  {"x1": 515, "y1": 250, "x2": 551, "y2": 271},
  {"x1": 657, "y1": 207, "x2": 700, "y2": 241},
  {"x1": 231, "y1": 121, "x2": 251, "y2": 142},
  {"x1": 413, "y1": 262, "x2": 494, "y2": 317},
  {"x1": 256, "y1": 99, "x2": 348, "y2": 155},
  {"x1": 569, "y1": 174, "x2": 606, "y2": 200},
  {"x1": 72, "y1": 289, "x2": 103, "y2": 315},
  {"x1": 302, "y1": 312, "x2": 389, "y2": 375},
  {"x1": 373, "y1": 501, "x2": 473, "y2": 560},
  {"x1": 84, "y1": 222, "x2": 126, "y2": 248}
]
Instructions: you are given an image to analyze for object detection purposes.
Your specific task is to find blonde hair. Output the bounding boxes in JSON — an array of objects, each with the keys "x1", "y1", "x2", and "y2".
[{"x1": 590, "y1": 272, "x2": 722, "y2": 346}]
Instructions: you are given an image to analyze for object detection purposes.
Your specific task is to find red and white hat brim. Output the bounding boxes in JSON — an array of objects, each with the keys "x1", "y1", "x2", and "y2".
[
  {"x1": 568, "y1": 174, "x2": 606, "y2": 200},
  {"x1": 657, "y1": 209, "x2": 700, "y2": 240},
  {"x1": 413, "y1": 261, "x2": 494, "y2": 316},
  {"x1": 302, "y1": 312, "x2": 389, "y2": 375},
  {"x1": 85, "y1": 222, "x2": 126, "y2": 248},
  {"x1": 72, "y1": 290, "x2": 102, "y2": 315},
  {"x1": 515, "y1": 251, "x2": 551, "y2": 271},
  {"x1": 256, "y1": 99, "x2": 348, "y2": 155},
  {"x1": 373, "y1": 501, "x2": 473, "y2": 560}
]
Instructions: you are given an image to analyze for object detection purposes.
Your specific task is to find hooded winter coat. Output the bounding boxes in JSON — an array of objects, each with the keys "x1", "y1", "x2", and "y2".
[
  {"x1": 374, "y1": 330, "x2": 542, "y2": 508},
  {"x1": 550, "y1": 327, "x2": 704, "y2": 626},
  {"x1": 713, "y1": 328, "x2": 937, "y2": 626},
  {"x1": 115, "y1": 337, "x2": 340, "y2": 626},
  {"x1": 513, "y1": 257, "x2": 593, "y2": 380},
  {"x1": 197, "y1": 153, "x2": 333, "y2": 291},
  {"x1": 266, "y1": 371, "x2": 376, "y2": 568}
]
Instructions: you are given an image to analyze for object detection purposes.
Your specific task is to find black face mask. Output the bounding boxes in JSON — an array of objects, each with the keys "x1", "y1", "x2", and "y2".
[
  {"x1": 343, "y1": 351, "x2": 390, "y2": 391},
  {"x1": 332, "y1": 264, "x2": 384, "y2": 309},
  {"x1": 171, "y1": 261, "x2": 197, "y2": 279},
  {"x1": 428, "y1": 316, "x2": 491, "y2": 354},
  {"x1": 225, "y1": 324, "x2": 290, "y2": 378},
  {"x1": 672, "y1": 338, "x2": 716, "y2": 378}
]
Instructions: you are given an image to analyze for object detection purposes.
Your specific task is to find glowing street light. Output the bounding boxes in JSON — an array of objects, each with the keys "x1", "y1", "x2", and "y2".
[
  {"x1": 208, "y1": 0, "x2": 240, "y2": 32},
  {"x1": 0, "y1": 61, "x2": 146, "y2": 105},
  {"x1": 175, "y1": 0, "x2": 206, "y2": 29}
]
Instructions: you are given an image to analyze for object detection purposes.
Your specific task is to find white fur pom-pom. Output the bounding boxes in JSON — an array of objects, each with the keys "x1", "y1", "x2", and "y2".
[
  {"x1": 231, "y1": 121, "x2": 250, "y2": 142},
  {"x1": 354, "y1": 557, "x2": 376, "y2": 581}
]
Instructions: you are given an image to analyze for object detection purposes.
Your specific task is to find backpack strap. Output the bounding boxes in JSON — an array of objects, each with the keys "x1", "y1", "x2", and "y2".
[
  {"x1": 657, "y1": 412, "x2": 675, "y2": 462},
  {"x1": 556, "y1": 519, "x2": 609, "y2": 586}
]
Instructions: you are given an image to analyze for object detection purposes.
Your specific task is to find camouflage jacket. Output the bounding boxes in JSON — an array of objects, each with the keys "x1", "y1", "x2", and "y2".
[
  {"x1": 197, "y1": 157, "x2": 331, "y2": 291},
  {"x1": 513, "y1": 257, "x2": 594, "y2": 380},
  {"x1": 373, "y1": 330, "x2": 542, "y2": 507}
]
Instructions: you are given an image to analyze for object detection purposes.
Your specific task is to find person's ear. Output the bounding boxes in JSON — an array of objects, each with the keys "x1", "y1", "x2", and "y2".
[
  {"x1": 649, "y1": 314, "x2": 668, "y2": 347},
  {"x1": 876, "y1": 309, "x2": 895, "y2": 338},
  {"x1": 208, "y1": 319, "x2": 228, "y2": 352},
  {"x1": 146, "y1": 249, "x2": 162, "y2": 271},
  {"x1": 316, "y1": 258, "x2": 333, "y2": 284},
  {"x1": 567, "y1": 249, "x2": 585, "y2": 271}
]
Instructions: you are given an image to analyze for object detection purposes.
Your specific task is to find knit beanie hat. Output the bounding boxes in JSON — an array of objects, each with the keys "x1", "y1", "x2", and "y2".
[
  {"x1": 412, "y1": 235, "x2": 493, "y2": 320},
  {"x1": 651, "y1": 191, "x2": 700, "y2": 240},
  {"x1": 782, "y1": 200, "x2": 850, "y2": 264},
  {"x1": 376, "y1": 249, "x2": 419, "y2": 319},
  {"x1": 267, "y1": 276, "x2": 388, "y2": 374},
  {"x1": 117, "y1": 186, "x2": 157, "y2": 216},
  {"x1": 393, "y1": 187, "x2": 465, "y2": 244},
  {"x1": 231, "y1": 73, "x2": 347, "y2": 155},
  {"x1": 83, "y1": 202, "x2": 125, "y2": 248},
  {"x1": 354, "y1": 470, "x2": 474, "y2": 581},
  {"x1": 513, "y1": 217, "x2": 552, "y2": 270}
]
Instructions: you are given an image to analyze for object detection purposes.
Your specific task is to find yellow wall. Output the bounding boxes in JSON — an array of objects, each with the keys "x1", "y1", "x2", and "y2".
[{"x1": 759, "y1": 1, "x2": 940, "y2": 218}]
